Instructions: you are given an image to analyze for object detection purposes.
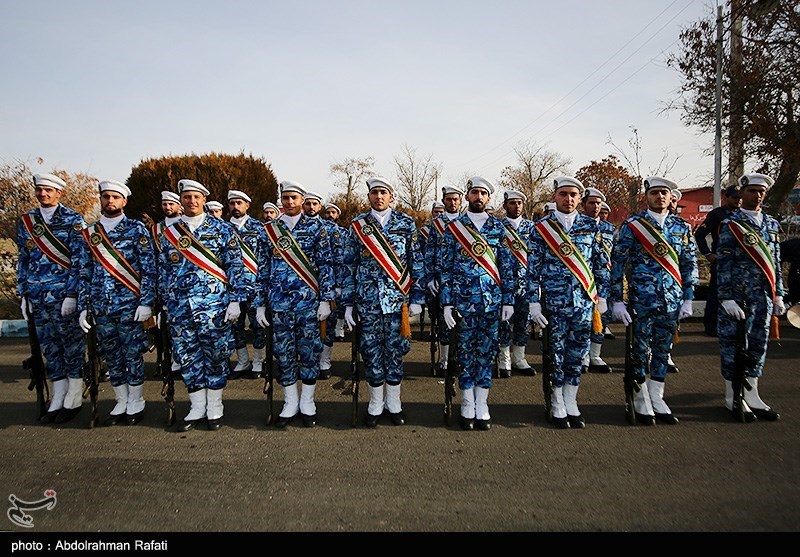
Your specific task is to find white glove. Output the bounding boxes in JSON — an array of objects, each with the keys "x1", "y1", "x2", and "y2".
[
  {"x1": 427, "y1": 279, "x2": 439, "y2": 296},
  {"x1": 20, "y1": 296, "x2": 29, "y2": 321},
  {"x1": 317, "y1": 301, "x2": 331, "y2": 321},
  {"x1": 501, "y1": 305, "x2": 514, "y2": 322},
  {"x1": 335, "y1": 287, "x2": 342, "y2": 299},
  {"x1": 133, "y1": 305, "x2": 153, "y2": 322},
  {"x1": 408, "y1": 303, "x2": 423, "y2": 317},
  {"x1": 529, "y1": 302, "x2": 548, "y2": 328},
  {"x1": 61, "y1": 297, "x2": 77, "y2": 317},
  {"x1": 613, "y1": 302, "x2": 632, "y2": 326},
  {"x1": 443, "y1": 306, "x2": 456, "y2": 329},
  {"x1": 596, "y1": 297, "x2": 608, "y2": 315},
  {"x1": 344, "y1": 306, "x2": 357, "y2": 328},
  {"x1": 679, "y1": 300, "x2": 693, "y2": 320},
  {"x1": 224, "y1": 301, "x2": 241, "y2": 323},
  {"x1": 79, "y1": 310, "x2": 91, "y2": 333},
  {"x1": 774, "y1": 296, "x2": 786, "y2": 316},
  {"x1": 721, "y1": 300, "x2": 745, "y2": 321},
  {"x1": 255, "y1": 306, "x2": 270, "y2": 327},
  {"x1": 156, "y1": 310, "x2": 166, "y2": 329}
]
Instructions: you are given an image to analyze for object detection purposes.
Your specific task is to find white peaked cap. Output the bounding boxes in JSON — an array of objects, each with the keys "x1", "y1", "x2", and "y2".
[
  {"x1": 643, "y1": 176, "x2": 678, "y2": 193},
  {"x1": 553, "y1": 176, "x2": 584, "y2": 193},
  {"x1": 33, "y1": 173, "x2": 66, "y2": 190},
  {"x1": 263, "y1": 202, "x2": 279, "y2": 212},
  {"x1": 466, "y1": 176, "x2": 495, "y2": 194},
  {"x1": 441, "y1": 185, "x2": 465, "y2": 197},
  {"x1": 325, "y1": 202, "x2": 341, "y2": 213},
  {"x1": 432, "y1": 201, "x2": 445, "y2": 210},
  {"x1": 543, "y1": 202, "x2": 556, "y2": 212},
  {"x1": 738, "y1": 173, "x2": 774, "y2": 190},
  {"x1": 671, "y1": 189, "x2": 683, "y2": 201},
  {"x1": 600, "y1": 201, "x2": 611, "y2": 211},
  {"x1": 99, "y1": 180, "x2": 131, "y2": 198},
  {"x1": 504, "y1": 190, "x2": 527, "y2": 202},
  {"x1": 227, "y1": 190, "x2": 252, "y2": 202},
  {"x1": 366, "y1": 177, "x2": 395, "y2": 194},
  {"x1": 304, "y1": 190, "x2": 324, "y2": 202},
  {"x1": 279, "y1": 180, "x2": 306, "y2": 196},
  {"x1": 161, "y1": 191, "x2": 180, "y2": 203},
  {"x1": 178, "y1": 179, "x2": 210, "y2": 196},
  {"x1": 582, "y1": 187, "x2": 606, "y2": 202},
  {"x1": 205, "y1": 201, "x2": 223, "y2": 211}
]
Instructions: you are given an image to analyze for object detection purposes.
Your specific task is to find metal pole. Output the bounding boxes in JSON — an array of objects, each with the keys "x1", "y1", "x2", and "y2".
[{"x1": 714, "y1": 5, "x2": 724, "y2": 208}]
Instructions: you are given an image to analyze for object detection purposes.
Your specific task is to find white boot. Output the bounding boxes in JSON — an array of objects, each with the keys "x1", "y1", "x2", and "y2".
[
  {"x1": 251, "y1": 348, "x2": 266, "y2": 374},
  {"x1": 335, "y1": 319, "x2": 345, "y2": 339},
  {"x1": 589, "y1": 342, "x2": 611, "y2": 373},
  {"x1": 551, "y1": 387, "x2": 567, "y2": 420},
  {"x1": 742, "y1": 377, "x2": 779, "y2": 420},
  {"x1": 206, "y1": 388, "x2": 224, "y2": 420},
  {"x1": 439, "y1": 343, "x2": 449, "y2": 367},
  {"x1": 185, "y1": 389, "x2": 208, "y2": 421},
  {"x1": 47, "y1": 379, "x2": 68, "y2": 413},
  {"x1": 62, "y1": 377, "x2": 84, "y2": 410},
  {"x1": 299, "y1": 383, "x2": 316, "y2": 416},
  {"x1": 647, "y1": 378, "x2": 678, "y2": 424},
  {"x1": 110, "y1": 384, "x2": 129, "y2": 416},
  {"x1": 319, "y1": 344, "x2": 333, "y2": 371},
  {"x1": 126, "y1": 384, "x2": 145, "y2": 415},
  {"x1": 497, "y1": 346, "x2": 511, "y2": 372},
  {"x1": 633, "y1": 380, "x2": 654, "y2": 415},
  {"x1": 474, "y1": 387, "x2": 490, "y2": 422},
  {"x1": 563, "y1": 384, "x2": 581, "y2": 416},
  {"x1": 460, "y1": 387, "x2": 475, "y2": 419},
  {"x1": 233, "y1": 347, "x2": 251, "y2": 372},
  {"x1": 280, "y1": 382, "x2": 300, "y2": 418},
  {"x1": 511, "y1": 345, "x2": 531, "y2": 370},
  {"x1": 367, "y1": 384, "x2": 385, "y2": 416},
  {"x1": 171, "y1": 360, "x2": 181, "y2": 372},
  {"x1": 385, "y1": 384, "x2": 402, "y2": 414}
]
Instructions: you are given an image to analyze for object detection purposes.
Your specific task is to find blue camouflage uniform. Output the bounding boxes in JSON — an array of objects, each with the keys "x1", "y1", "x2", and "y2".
[
  {"x1": 440, "y1": 215, "x2": 515, "y2": 390},
  {"x1": 16, "y1": 205, "x2": 85, "y2": 381},
  {"x1": 590, "y1": 218, "x2": 617, "y2": 344},
  {"x1": 158, "y1": 215, "x2": 248, "y2": 392},
  {"x1": 341, "y1": 211, "x2": 426, "y2": 387},
  {"x1": 610, "y1": 212, "x2": 697, "y2": 381},
  {"x1": 254, "y1": 215, "x2": 334, "y2": 386},
  {"x1": 78, "y1": 217, "x2": 157, "y2": 387},
  {"x1": 318, "y1": 217, "x2": 346, "y2": 348},
  {"x1": 425, "y1": 214, "x2": 458, "y2": 346},
  {"x1": 527, "y1": 213, "x2": 610, "y2": 387},
  {"x1": 717, "y1": 210, "x2": 783, "y2": 380},
  {"x1": 231, "y1": 215, "x2": 269, "y2": 353},
  {"x1": 498, "y1": 216, "x2": 535, "y2": 348}
]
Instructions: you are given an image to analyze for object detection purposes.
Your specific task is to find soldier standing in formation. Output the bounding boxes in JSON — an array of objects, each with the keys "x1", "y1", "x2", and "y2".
[
  {"x1": 717, "y1": 173, "x2": 784, "y2": 421},
  {"x1": 78, "y1": 181, "x2": 157, "y2": 425},
  {"x1": 527, "y1": 176, "x2": 610, "y2": 429},
  {"x1": 440, "y1": 177, "x2": 515, "y2": 431},
  {"x1": 324, "y1": 201, "x2": 347, "y2": 341},
  {"x1": 342, "y1": 178, "x2": 425, "y2": 426},
  {"x1": 610, "y1": 177, "x2": 697, "y2": 425},
  {"x1": 205, "y1": 201, "x2": 223, "y2": 219},
  {"x1": 262, "y1": 201, "x2": 280, "y2": 222},
  {"x1": 17, "y1": 174, "x2": 86, "y2": 423}
]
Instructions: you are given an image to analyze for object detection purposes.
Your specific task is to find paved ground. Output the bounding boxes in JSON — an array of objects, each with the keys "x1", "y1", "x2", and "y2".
[{"x1": 0, "y1": 320, "x2": 798, "y2": 532}]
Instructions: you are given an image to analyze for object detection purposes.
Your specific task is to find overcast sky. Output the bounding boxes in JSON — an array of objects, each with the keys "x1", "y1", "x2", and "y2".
[{"x1": 1, "y1": 0, "x2": 719, "y2": 201}]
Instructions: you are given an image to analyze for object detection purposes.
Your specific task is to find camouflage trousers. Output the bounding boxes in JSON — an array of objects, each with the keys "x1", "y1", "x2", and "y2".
[
  {"x1": 718, "y1": 294, "x2": 772, "y2": 380},
  {"x1": 323, "y1": 301, "x2": 345, "y2": 347},
  {"x1": 272, "y1": 306, "x2": 322, "y2": 386},
  {"x1": 543, "y1": 302, "x2": 592, "y2": 387},
  {"x1": 95, "y1": 309, "x2": 150, "y2": 387},
  {"x1": 32, "y1": 302, "x2": 83, "y2": 381},
  {"x1": 169, "y1": 304, "x2": 234, "y2": 393},
  {"x1": 233, "y1": 301, "x2": 267, "y2": 350},
  {"x1": 456, "y1": 311, "x2": 499, "y2": 390},
  {"x1": 498, "y1": 296, "x2": 530, "y2": 347},
  {"x1": 631, "y1": 307, "x2": 679, "y2": 381},
  {"x1": 358, "y1": 310, "x2": 410, "y2": 387}
]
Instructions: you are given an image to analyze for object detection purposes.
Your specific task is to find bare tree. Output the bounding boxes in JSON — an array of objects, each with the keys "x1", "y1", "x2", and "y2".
[
  {"x1": 329, "y1": 156, "x2": 375, "y2": 206},
  {"x1": 393, "y1": 144, "x2": 443, "y2": 212},
  {"x1": 498, "y1": 140, "x2": 571, "y2": 214},
  {"x1": 607, "y1": 126, "x2": 684, "y2": 181}
]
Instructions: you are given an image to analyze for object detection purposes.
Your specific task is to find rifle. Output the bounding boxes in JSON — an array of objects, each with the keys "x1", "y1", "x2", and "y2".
[
  {"x1": 731, "y1": 301, "x2": 752, "y2": 423},
  {"x1": 419, "y1": 304, "x2": 426, "y2": 335},
  {"x1": 623, "y1": 318, "x2": 639, "y2": 426},
  {"x1": 350, "y1": 308, "x2": 361, "y2": 427},
  {"x1": 443, "y1": 316, "x2": 458, "y2": 425},
  {"x1": 541, "y1": 314, "x2": 553, "y2": 422},
  {"x1": 22, "y1": 301, "x2": 48, "y2": 421},
  {"x1": 82, "y1": 308, "x2": 101, "y2": 429},
  {"x1": 429, "y1": 296, "x2": 440, "y2": 376},
  {"x1": 262, "y1": 310, "x2": 274, "y2": 426},
  {"x1": 157, "y1": 308, "x2": 175, "y2": 427}
]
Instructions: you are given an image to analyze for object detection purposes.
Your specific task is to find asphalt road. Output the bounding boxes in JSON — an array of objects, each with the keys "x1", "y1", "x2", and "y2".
[{"x1": 0, "y1": 320, "x2": 798, "y2": 533}]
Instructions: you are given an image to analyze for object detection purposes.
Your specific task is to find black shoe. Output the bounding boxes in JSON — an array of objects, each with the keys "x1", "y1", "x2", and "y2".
[
  {"x1": 39, "y1": 410, "x2": 60, "y2": 424},
  {"x1": 434, "y1": 363, "x2": 446, "y2": 378},
  {"x1": 125, "y1": 410, "x2": 144, "y2": 426},
  {"x1": 54, "y1": 406, "x2": 82, "y2": 424},
  {"x1": 581, "y1": 365, "x2": 588, "y2": 375},
  {"x1": 178, "y1": 417, "x2": 206, "y2": 432},
  {"x1": 654, "y1": 412, "x2": 679, "y2": 425},
  {"x1": 365, "y1": 413, "x2": 381, "y2": 428},
  {"x1": 389, "y1": 411, "x2": 405, "y2": 426},
  {"x1": 274, "y1": 414, "x2": 296, "y2": 429},
  {"x1": 301, "y1": 413, "x2": 316, "y2": 428},
  {"x1": 552, "y1": 416, "x2": 570, "y2": 429},
  {"x1": 498, "y1": 368, "x2": 511, "y2": 379},
  {"x1": 519, "y1": 366, "x2": 537, "y2": 377},
  {"x1": 730, "y1": 406, "x2": 757, "y2": 423},
  {"x1": 667, "y1": 364, "x2": 679, "y2": 374},
  {"x1": 459, "y1": 416, "x2": 475, "y2": 431},
  {"x1": 751, "y1": 407, "x2": 779, "y2": 421},
  {"x1": 567, "y1": 414, "x2": 586, "y2": 429},
  {"x1": 475, "y1": 418, "x2": 491, "y2": 431},
  {"x1": 103, "y1": 413, "x2": 126, "y2": 427},
  {"x1": 247, "y1": 370, "x2": 263, "y2": 380},
  {"x1": 318, "y1": 368, "x2": 332, "y2": 380},
  {"x1": 635, "y1": 412, "x2": 656, "y2": 426},
  {"x1": 207, "y1": 417, "x2": 224, "y2": 431},
  {"x1": 588, "y1": 363, "x2": 612, "y2": 374}
]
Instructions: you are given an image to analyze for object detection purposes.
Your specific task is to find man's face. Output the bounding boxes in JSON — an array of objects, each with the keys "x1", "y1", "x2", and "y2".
[
  {"x1": 324, "y1": 207, "x2": 340, "y2": 221},
  {"x1": 368, "y1": 187, "x2": 393, "y2": 211},
  {"x1": 503, "y1": 198, "x2": 524, "y2": 219},
  {"x1": 725, "y1": 193, "x2": 742, "y2": 210},
  {"x1": 181, "y1": 192, "x2": 206, "y2": 217},
  {"x1": 668, "y1": 196, "x2": 679, "y2": 213},
  {"x1": 582, "y1": 196, "x2": 602, "y2": 218},
  {"x1": 228, "y1": 198, "x2": 250, "y2": 219},
  {"x1": 209, "y1": 209, "x2": 222, "y2": 218},
  {"x1": 554, "y1": 187, "x2": 581, "y2": 214},
  {"x1": 100, "y1": 191, "x2": 127, "y2": 217},
  {"x1": 599, "y1": 207, "x2": 610, "y2": 221},
  {"x1": 466, "y1": 188, "x2": 489, "y2": 213},
  {"x1": 443, "y1": 193, "x2": 461, "y2": 213},
  {"x1": 281, "y1": 192, "x2": 304, "y2": 216},
  {"x1": 35, "y1": 185, "x2": 61, "y2": 208},
  {"x1": 740, "y1": 185, "x2": 766, "y2": 211},
  {"x1": 646, "y1": 187, "x2": 671, "y2": 212},
  {"x1": 432, "y1": 207, "x2": 445, "y2": 218},
  {"x1": 263, "y1": 208, "x2": 279, "y2": 221},
  {"x1": 303, "y1": 199, "x2": 322, "y2": 217},
  {"x1": 162, "y1": 200, "x2": 181, "y2": 218}
]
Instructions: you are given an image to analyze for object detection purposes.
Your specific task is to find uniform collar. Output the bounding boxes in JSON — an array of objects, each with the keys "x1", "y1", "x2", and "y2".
[
  {"x1": 554, "y1": 209, "x2": 577, "y2": 232},
  {"x1": 646, "y1": 209, "x2": 668, "y2": 228},
  {"x1": 466, "y1": 210, "x2": 489, "y2": 231},
  {"x1": 505, "y1": 216, "x2": 522, "y2": 229},
  {"x1": 230, "y1": 214, "x2": 249, "y2": 228},
  {"x1": 739, "y1": 208, "x2": 763, "y2": 227},
  {"x1": 279, "y1": 212, "x2": 302, "y2": 231},
  {"x1": 370, "y1": 207, "x2": 392, "y2": 228}
]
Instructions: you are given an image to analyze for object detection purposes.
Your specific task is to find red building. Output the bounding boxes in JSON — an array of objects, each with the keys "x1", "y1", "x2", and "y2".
[{"x1": 675, "y1": 186, "x2": 714, "y2": 229}]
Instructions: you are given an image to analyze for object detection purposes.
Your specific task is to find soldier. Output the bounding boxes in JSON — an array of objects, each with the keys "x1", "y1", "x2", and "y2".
[
  {"x1": 542, "y1": 202, "x2": 556, "y2": 218},
  {"x1": 77, "y1": 181, "x2": 157, "y2": 425},
  {"x1": 527, "y1": 176, "x2": 610, "y2": 429},
  {"x1": 254, "y1": 181, "x2": 335, "y2": 428},
  {"x1": 324, "y1": 201, "x2": 347, "y2": 340},
  {"x1": 159, "y1": 179, "x2": 247, "y2": 431},
  {"x1": 599, "y1": 200, "x2": 615, "y2": 340},
  {"x1": 581, "y1": 187, "x2": 615, "y2": 374},
  {"x1": 227, "y1": 190, "x2": 269, "y2": 379},
  {"x1": 262, "y1": 201, "x2": 280, "y2": 222},
  {"x1": 324, "y1": 202, "x2": 342, "y2": 223},
  {"x1": 610, "y1": 177, "x2": 697, "y2": 425},
  {"x1": 419, "y1": 201, "x2": 445, "y2": 337},
  {"x1": 205, "y1": 201, "x2": 223, "y2": 219},
  {"x1": 717, "y1": 173, "x2": 785, "y2": 422},
  {"x1": 17, "y1": 173, "x2": 86, "y2": 423},
  {"x1": 426, "y1": 185, "x2": 465, "y2": 374},
  {"x1": 599, "y1": 201, "x2": 611, "y2": 222},
  {"x1": 440, "y1": 177, "x2": 515, "y2": 431},
  {"x1": 341, "y1": 178, "x2": 425, "y2": 426},
  {"x1": 694, "y1": 185, "x2": 742, "y2": 336},
  {"x1": 497, "y1": 190, "x2": 536, "y2": 378}
]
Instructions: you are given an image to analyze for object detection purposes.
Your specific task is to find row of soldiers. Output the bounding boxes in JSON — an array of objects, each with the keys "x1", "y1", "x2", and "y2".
[{"x1": 17, "y1": 169, "x2": 785, "y2": 431}]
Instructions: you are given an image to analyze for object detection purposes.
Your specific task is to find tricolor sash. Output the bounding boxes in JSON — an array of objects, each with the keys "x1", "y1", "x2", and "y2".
[
  {"x1": 351, "y1": 218, "x2": 411, "y2": 295},
  {"x1": 626, "y1": 217, "x2": 682, "y2": 287},
  {"x1": 448, "y1": 220, "x2": 501, "y2": 287},
  {"x1": 163, "y1": 221, "x2": 228, "y2": 283},
  {"x1": 727, "y1": 219, "x2": 777, "y2": 298},
  {"x1": 20, "y1": 213, "x2": 72, "y2": 271},
  {"x1": 432, "y1": 218, "x2": 447, "y2": 236},
  {"x1": 264, "y1": 221, "x2": 319, "y2": 294},
  {"x1": 419, "y1": 225, "x2": 430, "y2": 241},
  {"x1": 150, "y1": 222, "x2": 165, "y2": 252},
  {"x1": 234, "y1": 231, "x2": 258, "y2": 275},
  {"x1": 82, "y1": 223, "x2": 141, "y2": 296},
  {"x1": 534, "y1": 218, "x2": 598, "y2": 302},
  {"x1": 504, "y1": 225, "x2": 528, "y2": 268}
]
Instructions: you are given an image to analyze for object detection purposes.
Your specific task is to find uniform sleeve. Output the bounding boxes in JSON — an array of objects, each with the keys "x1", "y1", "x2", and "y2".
[
  {"x1": 220, "y1": 225, "x2": 248, "y2": 302},
  {"x1": 340, "y1": 226, "x2": 358, "y2": 307},
  {"x1": 693, "y1": 211, "x2": 717, "y2": 256},
  {"x1": 592, "y1": 225, "x2": 611, "y2": 300},
  {"x1": 314, "y1": 225, "x2": 335, "y2": 302},
  {"x1": 609, "y1": 223, "x2": 634, "y2": 304},
  {"x1": 253, "y1": 226, "x2": 271, "y2": 308},
  {"x1": 772, "y1": 222, "x2": 784, "y2": 297},
  {"x1": 497, "y1": 227, "x2": 515, "y2": 306},
  {"x1": 526, "y1": 226, "x2": 543, "y2": 304},
  {"x1": 65, "y1": 215, "x2": 86, "y2": 297},
  {"x1": 680, "y1": 224, "x2": 698, "y2": 301},
  {"x1": 77, "y1": 230, "x2": 93, "y2": 312},
  {"x1": 439, "y1": 228, "x2": 457, "y2": 307},
  {"x1": 136, "y1": 223, "x2": 157, "y2": 308},
  {"x1": 424, "y1": 227, "x2": 439, "y2": 287},
  {"x1": 408, "y1": 221, "x2": 426, "y2": 306},
  {"x1": 716, "y1": 222, "x2": 735, "y2": 300},
  {"x1": 15, "y1": 218, "x2": 29, "y2": 299}
]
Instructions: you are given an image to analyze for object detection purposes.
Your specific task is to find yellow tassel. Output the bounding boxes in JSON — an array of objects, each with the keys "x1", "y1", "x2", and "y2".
[
  {"x1": 673, "y1": 326, "x2": 679, "y2": 345},
  {"x1": 770, "y1": 315, "x2": 780, "y2": 340},
  {"x1": 400, "y1": 303, "x2": 411, "y2": 339},
  {"x1": 330, "y1": 300, "x2": 337, "y2": 311},
  {"x1": 592, "y1": 308, "x2": 603, "y2": 335}
]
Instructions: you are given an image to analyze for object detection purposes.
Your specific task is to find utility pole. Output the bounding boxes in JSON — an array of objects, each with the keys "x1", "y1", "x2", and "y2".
[
  {"x1": 714, "y1": 5, "x2": 724, "y2": 207},
  {"x1": 728, "y1": 0, "x2": 745, "y2": 186}
]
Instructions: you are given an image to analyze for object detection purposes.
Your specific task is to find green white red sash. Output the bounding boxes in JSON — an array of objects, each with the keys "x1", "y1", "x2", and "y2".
[
  {"x1": 432, "y1": 218, "x2": 447, "y2": 236},
  {"x1": 352, "y1": 217, "x2": 411, "y2": 295},
  {"x1": 82, "y1": 223, "x2": 142, "y2": 296},
  {"x1": 626, "y1": 217, "x2": 682, "y2": 287},
  {"x1": 535, "y1": 218, "x2": 598, "y2": 302},
  {"x1": 419, "y1": 225, "x2": 430, "y2": 241},
  {"x1": 448, "y1": 220, "x2": 501, "y2": 286},
  {"x1": 233, "y1": 231, "x2": 258, "y2": 275},
  {"x1": 150, "y1": 222, "x2": 165, "y2": 252},
  {"x1": 264, "y1": 221, "x2": 319, "y2": 294},
  {"x1": 727, "y1": 218, "x2": 777, "y2": 298},
  {"x1": 504, "y1": 225, "x2": 528, "y2": 268},
  {"x1": 163, "y1": 221, "x2": 228, "y2": 283},
  {"x1": 20, "y1": 213, "x2": 72, "y2": 271}
]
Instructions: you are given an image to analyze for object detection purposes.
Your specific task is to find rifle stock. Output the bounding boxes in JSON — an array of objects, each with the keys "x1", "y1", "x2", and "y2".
[
  {"x1": 263, "y1": 313, "x2": 274, "y2": 426},
  {"x1": 732, "y1": 302, "x2": 750, "y2": 423},
  {"x1": 429, "y1": 296, "x2": 439, "y2": 375},
  {"x1": 157, "y1": 307, "x2": 175, "y2": 427},
  {"x1": 350, "y1": 309, "x2": 360, "y2": 427},
  {"x1": 443, "y1": 317, "x2": 458, "y2": 425},
  {"x1": 541, "y1": 313, "x2": 553, "y2": 422},
  {"x1": 83, "y1": 308, "x2": 101, "y2": 429},
  {"x1": 23, "y1": 303, "x2": 48, "y2": 421},
  {"x1": 623, "y1": 319, "x2": 639, "y2": 426}
]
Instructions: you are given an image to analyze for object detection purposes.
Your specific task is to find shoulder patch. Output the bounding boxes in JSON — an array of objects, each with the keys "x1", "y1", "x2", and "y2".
[
  {"x1": 229, "y1": 238, "x2": 238, "y2": 248},
  {"x1": 138, "y1": 236, "x2": 149, "y2": 246}
]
